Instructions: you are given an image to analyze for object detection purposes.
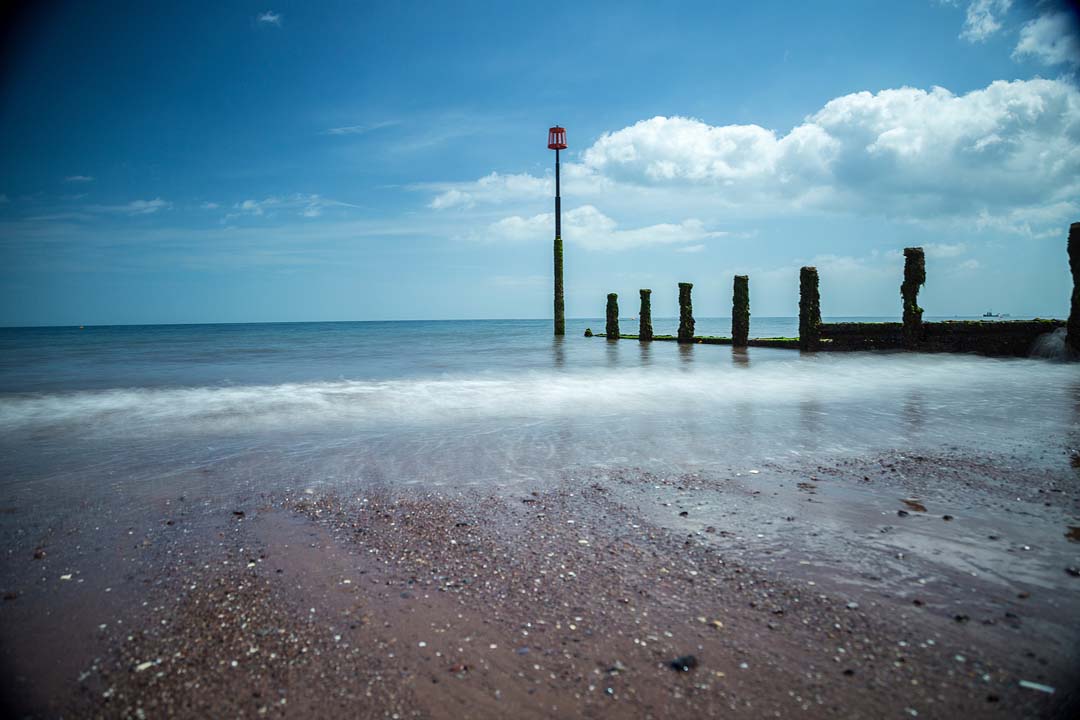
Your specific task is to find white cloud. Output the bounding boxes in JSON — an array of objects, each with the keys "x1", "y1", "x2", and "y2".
[
  {"x1": 674, "y1": 244, "x2": 706, "y2": 253},
  {"x1": 324, "y1": 121, "x2": 398, "y2": 136},
  {"x1": 971, "y1": 201, "x2": 1077, "y2": 239},
  {"x1": 923, "y1": 242, "x2": 967, "y2": 258},
  {"x1": 64, "y1": 175, "x2": 94, "y2": 183},
  {"x1": 429, "y1": 189, "x2": 474, "y2": 210},
  {"x1": 427, "y1": 78, "x2": 1080, "y2": 237},
  {"x1": 233, "y1": 197, "x2": 277, "y2": 217},
  {"x1": 428, "y1": 172, "x2": 551, "y2": 209},
  {"x1": 85, "y1": 198, "x2": 171, "y2": 216},
  {"x1": 958, "y1": 0, "x2": 1012, "y2": 43},
  {"x1": 957, "y1": 258, "x2": 983, "y2": 271},
  {"x1": 483, "y1": 205, "x2": 724, "y2": 252},
  {"x1": 124, "y1": 199, "x2": 170, "y2": 215},
  {"x1": 1013, "y1": 11, "x2": 1080, "y2": 66},
  {"x1": 257, "y1": 11, "x2": 282, "y2": 26},
  {"x1": 227, "y1": 194, "x2": 357, "y2": 220},
  {"x1": 201, "y1": 201, "x2": 220, "y2": 210}
]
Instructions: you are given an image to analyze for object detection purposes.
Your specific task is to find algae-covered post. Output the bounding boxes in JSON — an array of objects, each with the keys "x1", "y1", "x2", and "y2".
[
  {"x1": 554, "y1": 237, "x2": 564, "y2": 336},
  {"x1": 799, "y1": 267, "x2": 821, "y2": 351},
  {"x1": 677, "y1": 282, "x2": 695, "y2": 343},
  {"x1": 639, "y1": 289, "x2": 653, "y2": 341},
  {"x1": 606, "y1": 293, "x2": 620, "y2": 338},
  {"x1": 548, "y1": 126, "x2": 568, "y2": 336},
  {"x1": 1068, "y1": 223, "x2": 1080, "y2": 355},
  {"x1": 732, "y1": 275, "x2": 750, "y2": 348},
  {"x1": 901, "y1": 247, "x2": 926, "y2": 349}
]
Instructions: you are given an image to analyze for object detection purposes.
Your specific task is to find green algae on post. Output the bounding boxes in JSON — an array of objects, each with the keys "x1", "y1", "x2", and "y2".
[
  {"x1": 639, "y1": 289, "x2": 653, "y2": 341},
  {"x1": 606, "y1": 293, "x2": 620, "y2": 339},
  {"x1": 553, "y1": 236, "x2": 565, "y2": 336},
  {"x1": 902, "y1": 247, "x2": 926, "y2": 349},
  {"x1": 678, "y1": 282, "x2": 695, "y2": 343},
  {"x1": 732, "y1": 275, "x2": 750, "y2": 348},
  {"x1": 799, "y1": 267, "x2": 821, "y2": 351}
]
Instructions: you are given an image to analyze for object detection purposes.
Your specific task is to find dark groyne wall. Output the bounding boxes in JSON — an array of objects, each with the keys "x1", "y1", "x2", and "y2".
[
  {"x1": 819, "y1": 320, "x2": 1065, "y2": 355},
  {"x1": 589, "y1": 222, "x2": 1074, "y2": 358}
]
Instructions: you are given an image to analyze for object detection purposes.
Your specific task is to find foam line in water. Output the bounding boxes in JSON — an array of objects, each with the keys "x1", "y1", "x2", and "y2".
[{"x1": 0, "y1": 353, "x2": 1073, "y2": 440}]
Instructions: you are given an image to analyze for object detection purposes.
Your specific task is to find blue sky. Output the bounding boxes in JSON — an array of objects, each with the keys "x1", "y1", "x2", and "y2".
[{"x1": 1, "y1": 0, "x2": 1078, "y2": 325}]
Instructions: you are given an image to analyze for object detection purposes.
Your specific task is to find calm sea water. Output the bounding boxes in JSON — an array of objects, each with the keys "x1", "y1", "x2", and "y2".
[{"x1": 0, "y1": 318, "x2": 1075, "y2": 512}]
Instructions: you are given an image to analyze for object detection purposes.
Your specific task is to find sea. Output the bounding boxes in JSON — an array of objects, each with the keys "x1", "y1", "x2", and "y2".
[{"x1": 0, "y1": 317, "x2": 1076, "y2": 517}]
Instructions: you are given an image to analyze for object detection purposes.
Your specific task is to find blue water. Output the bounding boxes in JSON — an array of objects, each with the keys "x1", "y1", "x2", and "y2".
[
  {"x1": 0, "y1": 316, "x2": 1025, "y2": 392},
  {"x1": 0, "y1": 318, "x2": 1075, "y2": 511}
]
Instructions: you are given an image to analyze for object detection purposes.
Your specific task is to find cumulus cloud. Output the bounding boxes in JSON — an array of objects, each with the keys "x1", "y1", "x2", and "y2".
[
  {"x1": 429, "y1": 78, "x2": 1080, "y2": 237},
  {"x1": 1013, "y1": 11, "x2": 1080, "y2": 66},
  {"x1": 257, "y1": 11, "x2": 282, "y2": 26},
  {"x1": 483, "y1": 205, "x2": 724, "y2": 252},
  {"x1": 923, "y1": 242, "x2": 968, "y2": 258},
  {"x1": 955, "y1": 0, "x2": 1012, "y2": 42},
  {"x1": 971, "y1": 200, "x2": 1077, "y2": 239},
  {"x1": 428, "y1": 172, "x2": 551, "y2": 209}
]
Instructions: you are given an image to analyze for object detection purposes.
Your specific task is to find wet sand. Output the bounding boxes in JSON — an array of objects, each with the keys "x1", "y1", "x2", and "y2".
[{"x1": 2, "y1": 450, "x2": 1079, "y2": 718}]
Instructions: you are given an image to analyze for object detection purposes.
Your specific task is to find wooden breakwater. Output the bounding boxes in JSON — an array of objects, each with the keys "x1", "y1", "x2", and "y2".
[{"x1": 583, "y1": 222, "x2": 1076, "y2": 357}]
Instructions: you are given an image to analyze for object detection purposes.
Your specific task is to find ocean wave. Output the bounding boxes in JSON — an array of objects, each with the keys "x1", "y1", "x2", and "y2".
[{"x1": 0, "y1": 352, "x2": 1071, "y2": 438}]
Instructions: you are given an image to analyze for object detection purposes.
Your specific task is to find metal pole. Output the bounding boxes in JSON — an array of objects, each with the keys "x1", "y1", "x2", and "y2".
[
  {"x1": 553, "y1": 146, "x2": 565, "y2": 335},
  {"x1": 555, "y1": 148, "x2": 561, "y2": 238}
]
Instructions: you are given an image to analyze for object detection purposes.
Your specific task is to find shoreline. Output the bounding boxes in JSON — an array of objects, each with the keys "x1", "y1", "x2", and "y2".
[{"x1": 2, "y1": 451, "x2": 1078, "y2": 718}]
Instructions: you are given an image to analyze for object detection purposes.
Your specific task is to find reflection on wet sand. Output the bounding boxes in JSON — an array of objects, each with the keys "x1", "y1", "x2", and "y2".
[
  {"x1": 677, "y1": 343, "x2": 694, "y2": 370},
  {"x1": 638, "y1": 340, "x2": 652, "y2": 367},
  {"x1": 605, "y1": 337, "x2": 619, "y2": 368},
  {"x1": 799, "y1": 397, "x2": 823, "y2": 450},
  {"x1": 903, "y1": 391, "x2": 925, "y2": 443}
]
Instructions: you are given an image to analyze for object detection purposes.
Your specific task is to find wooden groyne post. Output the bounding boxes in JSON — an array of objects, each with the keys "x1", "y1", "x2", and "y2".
[
  {"x1": 902, "y1": 247, "x2": 926, "y2": 349},
  {"x1": 799, "y1": 267, "x2": 821, "y2": 351},
  {"x1": 1069, "y1": 223, "x2": 1080, "y2": 355},
  {"x1": 678, "y1": 282, "x2": 695, "y2": 343},
  {"x1": 639, "y1": 289, "x2": 653, "y2": 341},
  {"x1": 732, "y1": 275, "x2": 749, "y2": 348},
  {"x1": 606, "y1": 293, "x2": 620, "y2": 338}
]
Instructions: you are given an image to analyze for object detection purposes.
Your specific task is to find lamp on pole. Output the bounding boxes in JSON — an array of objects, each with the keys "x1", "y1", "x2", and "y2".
[{"x1": 548, "y1": 126, "x2": 567, "y2": 336}]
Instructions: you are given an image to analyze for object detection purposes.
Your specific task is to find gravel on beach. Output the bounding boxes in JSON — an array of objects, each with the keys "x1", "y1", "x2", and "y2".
[{"x1": 2, "y1": 451, "x2": 1079, "y2": 719}]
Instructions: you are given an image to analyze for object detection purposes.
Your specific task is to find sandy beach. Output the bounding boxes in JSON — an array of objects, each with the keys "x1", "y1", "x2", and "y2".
[
  {"x1": 3, "y1": 447, "x2": 1078, "y2": 718},
  {"x1": 4, "y1": 1, "x2": 1080, "y2": 715}
]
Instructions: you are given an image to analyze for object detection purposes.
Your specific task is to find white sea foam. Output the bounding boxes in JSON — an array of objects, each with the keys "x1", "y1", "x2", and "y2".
[
  {"x1": 0, "y1": 352, "x2": 1073, "y2": 439},
  {"x1": 1030, "y1": 328, "x2": 1074, "y2": 361}
]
